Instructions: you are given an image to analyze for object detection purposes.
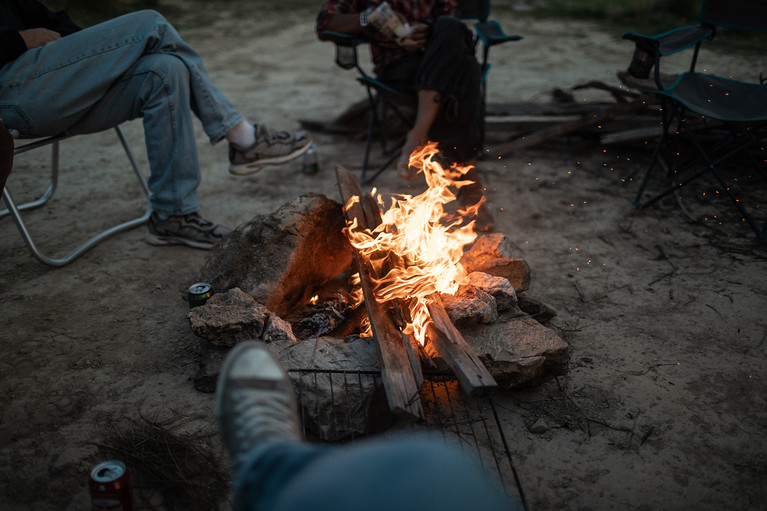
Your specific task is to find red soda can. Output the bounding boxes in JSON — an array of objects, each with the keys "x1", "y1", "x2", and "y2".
[{"x1": 88, "y1": 460, "x2": 134, "y2": 511}]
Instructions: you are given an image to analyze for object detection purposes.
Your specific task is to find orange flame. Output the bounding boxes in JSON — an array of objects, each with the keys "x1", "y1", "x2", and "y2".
[{"x1": 344, "y1": 142, "x2": 479, "y2": 345}]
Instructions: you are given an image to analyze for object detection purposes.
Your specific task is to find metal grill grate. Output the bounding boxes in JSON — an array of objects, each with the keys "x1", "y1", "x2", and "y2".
[{"x1": 289, "y1": 369, "x2": 527, "y2": 507}]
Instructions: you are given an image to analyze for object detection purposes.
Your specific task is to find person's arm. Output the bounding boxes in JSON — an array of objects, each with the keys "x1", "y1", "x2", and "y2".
[
  {"x1": 316, "y1": 0, "x2": 370, "y2": 37},
  {"x1": 323, "y1": 12, "x2": 366, "y2": 35},
  {"x1": 0, "y1": 0, "x2": 81, "y2": 67}
]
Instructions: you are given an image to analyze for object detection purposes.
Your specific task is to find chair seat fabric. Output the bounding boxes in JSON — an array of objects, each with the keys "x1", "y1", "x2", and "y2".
[
  {"x1": 656, "y1": 72, "x2": 767, "y2": 122},
  {"x1": 623, "y1": 25, "x2": 713, "y2": 56}
]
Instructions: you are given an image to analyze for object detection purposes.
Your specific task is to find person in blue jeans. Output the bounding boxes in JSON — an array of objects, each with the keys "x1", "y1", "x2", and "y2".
[
  {"x1": 0, "y1": 1, "x2": 312, "y2": 249},
  {"x1": 215, "y1": 341, "x2": 520, "y2": 511}
]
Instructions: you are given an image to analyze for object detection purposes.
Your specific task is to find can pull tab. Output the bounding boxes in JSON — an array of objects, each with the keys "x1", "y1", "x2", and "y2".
[{"x1": 188, "y1": 282, "x2": 213, "y2": 308}]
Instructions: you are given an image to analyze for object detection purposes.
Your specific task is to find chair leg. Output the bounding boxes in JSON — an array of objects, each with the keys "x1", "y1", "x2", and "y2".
[
  {"x1": 684, "y1": 126, "x2": 766, "y2": 239},
  {"x1": 360, "y1": 90, "x2": 380, "y2": 185},
  {"x1": 1, "y1": 126, "x2": 151, "y2": 266},
  {"x1": 635, "y1": 105, "x2": 767, "y2": 240},
  {"x1": 0, "y1": 139, "x2": 60, "y2": 218},
  {"x1": 360, "y1": 88, "x2": 408, "y2": 186}
]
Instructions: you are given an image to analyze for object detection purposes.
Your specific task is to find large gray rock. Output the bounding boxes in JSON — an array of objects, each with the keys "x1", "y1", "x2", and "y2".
[
  {"x1": 441, "y1": 285, "x2": 498, "y2": 327},
  {"x1": 460, "y1": 232, "x2": 515, "y2": 269},
  {"x1": 460, "y1": 234, "x2": 530, "y2": 292},
  {"x1": 464, "y1": 271, "x2": 517, "y2": 312},
  {"x1": 187, "y1": 288, "x2": 270, "y2": 347},
  {"x1": 199, "y1": 194, "x2": 354, "y2": 317},
  {"x1": 270, "y1": 336, "x2": 391, "y2": 440},
  {"x1": 461, "y1": 311, "x2": 569, "y2": 388}
]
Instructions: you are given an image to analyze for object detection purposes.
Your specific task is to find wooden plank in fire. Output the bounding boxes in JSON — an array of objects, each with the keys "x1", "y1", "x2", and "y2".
[
  {"x1": 336, "y1": 165, "x2": 497, "y2": 398},
  {"x1": 336, "y1": 166, "x2": 424, "y2": 419},
  {"x1": 426, "y1": 295, "x2": 497, "y2": 395}
]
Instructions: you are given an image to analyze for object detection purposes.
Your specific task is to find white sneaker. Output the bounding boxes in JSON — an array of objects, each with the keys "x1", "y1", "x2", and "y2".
[{"x1": 214, "y1": 341, "x2": 301, "y2": 470}]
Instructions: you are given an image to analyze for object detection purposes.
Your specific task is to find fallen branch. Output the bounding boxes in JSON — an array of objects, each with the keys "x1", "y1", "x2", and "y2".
[{"x1": 489, "y1": 98, "x2": 653, "y2": 156}]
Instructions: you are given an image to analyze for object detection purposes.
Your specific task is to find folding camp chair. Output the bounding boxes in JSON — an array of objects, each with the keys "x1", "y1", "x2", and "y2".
[
  {"x1": 320, "y1": 0, "x2": 521, "y2": 185},
  {"x1": 1, "y1": 126, "x2": 151, "y2": 266},
  {"x1": 622, "y1": 0, "x2": 767, "y2": 240}
]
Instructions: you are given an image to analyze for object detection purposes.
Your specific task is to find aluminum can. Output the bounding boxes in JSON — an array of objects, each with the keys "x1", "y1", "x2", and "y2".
[
  {"x1": 188, "y1": 282, "x2": 213, "y2": 308},
  {"x1": 301, "y1": 143, "x2": 319, "y2": 174},
  {"x1": 89, "y1": 460, "x2": 134, "y2": 511}
]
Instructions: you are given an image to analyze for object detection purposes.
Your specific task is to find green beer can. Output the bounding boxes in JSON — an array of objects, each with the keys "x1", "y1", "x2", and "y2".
[{"x1": 187, "y1": 282, "x2": 213, "y2": 308}]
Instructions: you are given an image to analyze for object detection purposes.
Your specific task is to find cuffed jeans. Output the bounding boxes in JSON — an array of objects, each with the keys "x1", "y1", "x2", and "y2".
[
  {"x1": 234, "y1": 434, "x2": 518, "y2": 511},
  {"x1": 0, "y1": 10, "x2": 243, "y2": 216}
]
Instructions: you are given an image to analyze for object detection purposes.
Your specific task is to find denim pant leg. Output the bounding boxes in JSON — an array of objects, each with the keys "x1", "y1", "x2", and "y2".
[
  {"x1": 233, "y1": 441, "x2": 326, "y2": 511},
  {"x1": 0, "y1": 10, "x2": 243, "y2": 215},
  {"x1": 72, "y1": 52, "x2": 203, "y2": 215},
  {"x1": 235, "y1": 435, "x2": 517, "y2": 511}
]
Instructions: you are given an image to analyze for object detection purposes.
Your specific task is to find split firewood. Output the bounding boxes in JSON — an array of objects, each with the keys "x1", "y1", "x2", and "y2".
[
  {"x1": 336, "y1": 165, "x2": 424, "y2": 419},
  {"x1": 426, "y1": 294, "x2": 497, "y2": 395},
  {"x1": 336, "y1": 165, "x2": 496, "y2": 398}
]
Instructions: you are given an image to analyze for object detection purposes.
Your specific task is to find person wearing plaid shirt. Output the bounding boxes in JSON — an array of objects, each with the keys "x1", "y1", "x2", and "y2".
[{"x1": 316, "y1": 0, "x2": 495, "y2": 231}]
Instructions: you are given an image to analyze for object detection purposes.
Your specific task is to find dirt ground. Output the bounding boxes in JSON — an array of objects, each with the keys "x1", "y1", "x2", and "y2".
[{"x1": 2, "y1": 3, "x2": 767, "y2": 510}]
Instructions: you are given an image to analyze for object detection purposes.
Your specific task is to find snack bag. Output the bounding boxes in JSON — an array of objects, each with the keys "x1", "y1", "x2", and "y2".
[{"x1": 369, "y1": 2, "x2": 413, "y2": 39}]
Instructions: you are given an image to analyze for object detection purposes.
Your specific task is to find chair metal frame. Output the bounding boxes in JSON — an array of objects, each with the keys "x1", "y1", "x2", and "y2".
[
  {"x1": 622, "y1": 0, "x2": 767, "y2": 240},
  {"x1": 321, "y1": 0, "x2": 521, "y2": 185},
  {"x1": 1, "y1": 126, "x2": 151, "y2": 266}
]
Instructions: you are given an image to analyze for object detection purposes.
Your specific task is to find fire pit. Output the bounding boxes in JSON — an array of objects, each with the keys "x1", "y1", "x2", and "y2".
[{"x1": 188, "y1": 146, "x2": 566, "y2": 500}]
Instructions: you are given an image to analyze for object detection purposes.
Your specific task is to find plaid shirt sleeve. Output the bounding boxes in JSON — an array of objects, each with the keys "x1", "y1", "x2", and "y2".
[
  {"x1": 316, "y1": 0, "x2": 368, "y2": 34},
  {"x1": 316, "y1": 0, "x2": 459, "y2": 76}
]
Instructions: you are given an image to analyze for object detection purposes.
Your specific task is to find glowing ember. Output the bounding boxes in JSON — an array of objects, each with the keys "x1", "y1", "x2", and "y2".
[
  {"x1": 349, "y1": 272, "x2": 373, "y2": 337},
  {"x1": 343, "y1": 143, "x2": 481, "y2": 345}
]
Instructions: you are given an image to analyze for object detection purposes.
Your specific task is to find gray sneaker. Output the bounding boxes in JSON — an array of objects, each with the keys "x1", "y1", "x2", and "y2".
[
  {"x1": 146, "y1": 211, "x2": 230, "y2": 249},
  {"x1": 215, "y1": 341, "x2": 301, "y2": 470},
  {"x1": 229, "y1": 125, "x2": 312, "y2": 175}
]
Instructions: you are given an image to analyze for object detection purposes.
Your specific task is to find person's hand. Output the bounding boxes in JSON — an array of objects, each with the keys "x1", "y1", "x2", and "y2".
[
  {"x1": 398, "y1": 23, "x2": 429, "y2": 52},
  {"x1": 19, "y1": 28, "x2": 61, "y2": 49}
]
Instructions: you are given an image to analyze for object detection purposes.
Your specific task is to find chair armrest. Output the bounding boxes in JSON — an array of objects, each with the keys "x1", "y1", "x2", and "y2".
[
  {"x1": 474, "y1": 20, "x2": 523, "y2": 48},
  {"x1": 319, "y1": 30, "x2": 366, "y2": 47},
  {"x1": 622, "y1": 24, "x2": 713, "y2": 56},
  {"x1": 319, "y1": 31, "x2": 368, "y2": 72}
]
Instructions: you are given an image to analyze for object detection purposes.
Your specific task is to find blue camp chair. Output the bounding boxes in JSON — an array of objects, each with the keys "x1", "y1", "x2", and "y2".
[
  {"x1": 622, "y1": 0, "x2": 767, "y2": 240},
  {"x1": 320, "y1": 0, "x2": 521, "y2": 185}
]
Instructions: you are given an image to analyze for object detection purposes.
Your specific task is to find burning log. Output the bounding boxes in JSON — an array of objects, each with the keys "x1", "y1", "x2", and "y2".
[
  {"x1": 426, "y1": 294, "x2": 497, "y2": 394},
  {"x1": 337, "y1": 162, "x2": 497, "y2": 399},
  {"x1": 336, "y1": 166, "x2": 424, "y2": 419}
]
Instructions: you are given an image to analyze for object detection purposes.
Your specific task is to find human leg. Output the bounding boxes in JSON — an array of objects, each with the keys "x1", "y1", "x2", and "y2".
[
  {"x1": 397, "y1": 88, "x2": 442, "y2": 180},
  {"x1": 0, "y1": 11, "x2": 238, "y2": 138},
  {"x1": 388, "y1": 17, "x2": 483, "y2": 179},
  {"x1": 263, "y1": 435, "x2": 515, "y2": 511},
  {"x1": 216, "y1": 341, "x2": 518, "y2": 511},
  {"x1": 0, "y1": 11, "x2": 232, "y2": 247}
]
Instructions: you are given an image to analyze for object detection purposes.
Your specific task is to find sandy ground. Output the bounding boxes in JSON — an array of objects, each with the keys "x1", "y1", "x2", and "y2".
[{"x1": 2, "y1": 4, "x2": 767, "y2": 510}]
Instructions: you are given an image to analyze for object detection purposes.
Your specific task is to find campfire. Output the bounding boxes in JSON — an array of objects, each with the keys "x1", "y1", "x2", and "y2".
[
  {"x1": 344, "y1": 143, "x2": 483, "y2": 347},
  {"x1": 336, "y1": 144, "x2": 501, "y2": 417},
  {"x1": 188, "y1": 144, "x2": 569, "y2": 425}
]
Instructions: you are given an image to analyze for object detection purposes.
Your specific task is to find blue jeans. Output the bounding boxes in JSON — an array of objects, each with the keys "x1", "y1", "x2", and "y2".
[
  {"x1": 0, "y1": 10, "x2": 243, "y2": 216},
  {"x1": 234, "y1": 434, "x2": 519, "y2": 511}
]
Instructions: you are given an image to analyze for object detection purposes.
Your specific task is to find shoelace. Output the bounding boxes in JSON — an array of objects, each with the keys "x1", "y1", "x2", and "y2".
[
  {"x1": 183, "y1": 213, "x2": 214, "y2": 228},
  {"x1": 259, "y1": 127, "x2": 294, "y2": 144},
  {"x1": 230, "y1": 388, "x2": 297, "y2": 454}
]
